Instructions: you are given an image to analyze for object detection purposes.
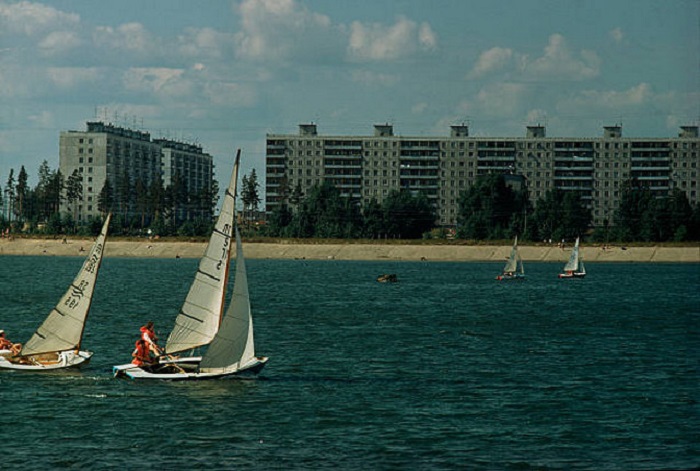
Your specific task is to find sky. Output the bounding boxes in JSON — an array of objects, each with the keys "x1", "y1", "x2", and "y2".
[{"x1": 0, "y1": 0, "x2": 698, "y2": 191}]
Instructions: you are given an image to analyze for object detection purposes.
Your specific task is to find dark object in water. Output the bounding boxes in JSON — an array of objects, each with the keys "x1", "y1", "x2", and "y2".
[{"x1": 377, "y1": 274, "x2": 398, "y2": 283}]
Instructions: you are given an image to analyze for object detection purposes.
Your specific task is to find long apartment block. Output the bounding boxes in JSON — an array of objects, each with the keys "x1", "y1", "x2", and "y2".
[{"x1": 266, "y1": 123, "x2": 700, "y2": 227}]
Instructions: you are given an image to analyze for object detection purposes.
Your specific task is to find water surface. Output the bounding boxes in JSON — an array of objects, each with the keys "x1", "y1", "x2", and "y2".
[{"x1": 1, "y1": 256, "x2": 698, "y2": 469}]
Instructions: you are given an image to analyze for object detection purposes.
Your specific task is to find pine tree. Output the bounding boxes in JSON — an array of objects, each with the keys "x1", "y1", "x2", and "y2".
[
  {"x1": 97, "y1": 179, "x2": 114, "y2": 215},
  {"x1": 5, "y1": 169, "x2": 14, "y2": 221}
]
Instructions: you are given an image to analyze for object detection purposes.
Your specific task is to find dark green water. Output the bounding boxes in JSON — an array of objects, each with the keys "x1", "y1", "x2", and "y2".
[{"x1": 1, "y1": 256, "x2": 698, "y2": 470}]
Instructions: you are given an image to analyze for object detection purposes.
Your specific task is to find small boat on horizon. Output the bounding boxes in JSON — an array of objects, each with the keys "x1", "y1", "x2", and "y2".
[
  {"x1": 496, "y1": 236, "x2": 525, "y2": 281},
  {"x1": 559, "y1": 237, "x2": 586, "y2": 279}
]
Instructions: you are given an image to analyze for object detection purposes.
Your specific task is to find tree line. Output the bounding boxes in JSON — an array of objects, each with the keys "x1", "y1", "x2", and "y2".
[
  {"x1": 2, "y1": 162, "x2": 698, "y2": 242},
  {"x1": 0, "y1": 161, "x2": 220, "y2": 237},
  {"x1": 456, "y1": 173, "x2": 700, "y2": 243},
  {"x1": 262, "y1": 174, "x2": 700, "y2": 242}
]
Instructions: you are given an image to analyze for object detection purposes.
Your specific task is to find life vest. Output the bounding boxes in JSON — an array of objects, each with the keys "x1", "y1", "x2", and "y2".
[
  {"x1": 140, "y1": 326, "x2": 158, "y2": 344},
  {"x1": 0, "y1": 337, "x2": 13, "y2": 350},
  {"x1": 132, "y1": 341, "x2": 152, "y2": 366}
]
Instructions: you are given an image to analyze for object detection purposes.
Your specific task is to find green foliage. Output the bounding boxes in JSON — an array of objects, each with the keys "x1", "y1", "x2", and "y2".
[
  {"x1": 528, "y1": 189, "x2": 591, "y2": 242},
  {"x1": 456, "y1": 174, "x2": 529, "y2": 240},
  {"x1": 263, "y1": 182, "x2": 436, "y2": 239},
  {"x1": 612, "y1": 180, "x2": 696, "y2": 242}
]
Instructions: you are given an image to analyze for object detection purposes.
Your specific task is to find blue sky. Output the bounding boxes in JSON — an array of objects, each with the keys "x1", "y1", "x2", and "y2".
[{"x1": 1, "y1": 0, "x2": 698, "y2": 189}]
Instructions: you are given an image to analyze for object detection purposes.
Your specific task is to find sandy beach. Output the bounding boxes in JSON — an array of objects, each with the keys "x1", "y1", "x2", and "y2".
[{"x1": 0, "y1": 237, "x2": 698, "y2": 263}]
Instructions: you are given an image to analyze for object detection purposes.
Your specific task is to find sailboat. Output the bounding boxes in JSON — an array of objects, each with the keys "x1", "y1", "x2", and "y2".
[
  {"x1": 113, "y1": 150, "x2": 268, "y2": 380},
  {"x1": 496, "y1": 236, "x2": 525, "y2": 280},
  {"x1": 559, "y1": 237, "x2": 586, "y2": 279},
  {"x1": 0, "y1": 214, "x2": 111, "y2": 370}
]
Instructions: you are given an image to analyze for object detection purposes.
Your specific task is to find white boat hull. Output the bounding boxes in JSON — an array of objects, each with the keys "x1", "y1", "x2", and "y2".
[
  {"x1": 113, "y1": 356, "x2": 268, "y2": 380},
  {"x1": 0, "y1": 350, "x2": 93, "y2": 371}
]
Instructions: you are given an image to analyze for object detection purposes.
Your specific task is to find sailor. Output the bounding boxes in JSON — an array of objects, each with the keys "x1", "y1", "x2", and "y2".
[
  {"x1": 140, "y1": 321, "x2": 162, "y2": 355},
  {"x1": 131, "y1": 339, "x2": 154, "y2": 367},
  {"x1": 0, "y1": 330, "x2": 21, "y2": 355}
]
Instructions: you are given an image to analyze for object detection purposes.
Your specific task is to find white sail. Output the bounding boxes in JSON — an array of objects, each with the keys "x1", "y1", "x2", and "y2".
[
  {"x1": 503, "y1": 236, "x2": 519, "y2": 273},
  {"x1": 199, "y1": 228, "x2": 255, "y2": 374},
  {"x1": 21, "y1": 214, "x2": 111, "y2": 356},
  {"x1": 563, "y1": 237, "x2": 581, "y2": 272},
  {"x1": 165, "y1": 150, "x2": 240, "y2": 354}
]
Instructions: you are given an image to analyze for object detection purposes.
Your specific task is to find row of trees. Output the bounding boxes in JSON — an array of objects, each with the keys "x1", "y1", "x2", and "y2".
[
  {"x1": 263, "y1": 174, "x2": 699, "y2": 242},
  {"x1": 2, "y1": 161, "x2": 698, "y2": 242},
  {"x1": 456, "y1": 174, "x2": 700, "y2": 242},
  {"x1": 264, "y1": 182, "x2": 435, "y2": 239},
  {"x1": 0, "y1": 161, "x2": 221, "y2": 237}
]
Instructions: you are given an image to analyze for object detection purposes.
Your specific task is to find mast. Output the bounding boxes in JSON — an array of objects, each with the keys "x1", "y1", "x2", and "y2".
[
  {"x1": 217, "y1": 149, "x2": 240, "y2": 328},
  {"x1": 76, "y1": 213, "x2": 111, "y2": 351}
]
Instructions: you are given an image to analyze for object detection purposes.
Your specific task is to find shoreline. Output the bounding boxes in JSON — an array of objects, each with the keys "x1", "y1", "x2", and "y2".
[{"x1": 0, "y1": 238, "x2": 698, "y2": 263}]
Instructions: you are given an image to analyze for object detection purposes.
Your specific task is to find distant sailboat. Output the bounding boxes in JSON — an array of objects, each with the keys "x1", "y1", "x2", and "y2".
[
  {"x1": 496, "y1": 236, "x2": 525, "y2": 280},
  {"x1": 0, "y1": 214, "x2": 111, "y2": 370},
  {"x1": 559, "y1": 237, "x2": 586, "y2": 279},
  {"x1": 113, "y1": 150, "x2": 268, "y2": 380}
]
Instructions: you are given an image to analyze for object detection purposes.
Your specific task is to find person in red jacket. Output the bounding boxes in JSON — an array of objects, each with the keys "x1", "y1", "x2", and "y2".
[
  {"x1": 131, "y1": 339, "x2": 155, "y2": 367},
  {"x1": 140, "y1": 321, "x2": 162, "y2": 355}
]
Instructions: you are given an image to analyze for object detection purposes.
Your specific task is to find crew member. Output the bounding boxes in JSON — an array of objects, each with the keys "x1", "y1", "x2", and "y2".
[
  {"x1": 0, "y1": 330, "x2": 21, "y2": 355},
  {"x1": 131, "y1": 339, "x2": 154, "y2": 367},
  {"x1": 140, "y1": 321, "x2": 162, "y2": 355}
]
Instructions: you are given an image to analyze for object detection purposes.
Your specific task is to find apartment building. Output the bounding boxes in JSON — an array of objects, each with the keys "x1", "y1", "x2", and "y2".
[
  {"x1": 59, "y1": 121, "x2": 213, "y2": 221},
  {"x1": 266, "y1": 123, "x2": 699, "y2": 227}
]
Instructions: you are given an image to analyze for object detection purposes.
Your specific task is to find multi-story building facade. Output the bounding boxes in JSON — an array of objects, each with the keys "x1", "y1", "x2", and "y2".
[
  {"x1": 266, "y1": 123, "x2": 699, "y2": 228},
  {"x1": 59, "y1": 121, "x2": 213, "y2": 221}
]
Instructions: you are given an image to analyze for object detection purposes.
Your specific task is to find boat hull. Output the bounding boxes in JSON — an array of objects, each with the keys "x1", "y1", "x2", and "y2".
[
  {"x1": 558, "y1": 272, "x2": 586, "y2": 279},
  {"x1": 113, "y1": 356, "x2": 268, "y2": 380},
  {"x1": 496, "y1": 274, "x2": 525, "y2": 281},
  {"x1": 0, "y1": 350, "x2": 93, "y2": 371}
]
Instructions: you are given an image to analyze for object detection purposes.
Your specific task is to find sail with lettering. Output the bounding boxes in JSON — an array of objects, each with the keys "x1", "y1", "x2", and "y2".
[
  {"x1": 0, "y1": 214, "x2": 111, "y2": 370},
  {"x1": 165, "y1": 151, "x2": 240, "y2": 355}
]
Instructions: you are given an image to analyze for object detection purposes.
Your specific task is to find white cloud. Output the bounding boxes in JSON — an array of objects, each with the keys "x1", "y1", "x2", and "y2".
[
  {"x1": 234, "y1": 0, "x2": 337, "y2": 62},
  {"x1": 476, "y1": 82, "x2": 528, "y2": 116},
  {"x1": 521, "y1": 34, "x2": 600, "y2": 81},
  {"x1": 122, "y1": 68, "x2": 187, "y2": 95},
  {"x1": 28, "y1": 110, "x2": 54, "y2": 128},
  {"x1": 93, "y1": 22, "x2": 158, "y2": 55},
  {"x1": 46, "y1": 67, "x2": 101, "y2": 88},
  {"x1": 525, "y1": 108, "x2": 548, "y2": 125},
  {"x1": 563, "y1": 83, "x2": 652, "y2": 109},
  {"x1": 39, "y1": 30, "x2": 81, "y2": 55},
  {"x1": 469, "y1": 47, "x2": 514, "y2": 78},
  {"x1": 0, "y1": 1, "x2": 79, "y2": 36},
  {"x1": 178, "y1": 27, "x2": 233, "y2": 58},
  {"x1": 348, "y1": 16, "x2": 437, "y2": 61}
]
